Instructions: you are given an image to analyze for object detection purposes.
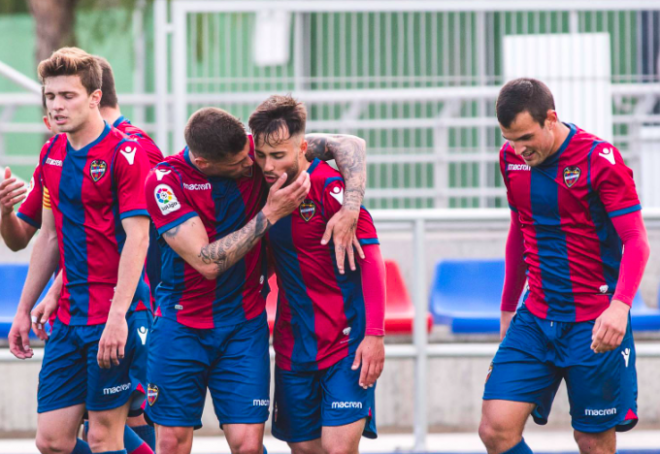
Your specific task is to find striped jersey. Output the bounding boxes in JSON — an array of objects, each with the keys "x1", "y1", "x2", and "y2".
[{"x1": 501, "y1": 123, "x2": 641, "y2": 322}]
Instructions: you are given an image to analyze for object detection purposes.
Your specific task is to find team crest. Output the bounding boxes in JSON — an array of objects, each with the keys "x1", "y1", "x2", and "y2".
[
  {"x1": 90, "y1": 160, "x2": 107, "y2": 182},
  {"x1": 299, "y1": 199, "x2": 316, "y2": 222},
  {"x1": 563, "y1": 166, "x2": 581, "y2": 188},
  {"x1": 147, "y1": 384, "x2": 159, "y2": 406}
]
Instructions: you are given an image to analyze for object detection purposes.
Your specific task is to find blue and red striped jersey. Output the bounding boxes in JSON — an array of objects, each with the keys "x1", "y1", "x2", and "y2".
[
  {"x1": 501, "y1": 123, "x2": 642, "y2": 322},
  {"x1": 39, "y1": 123, "x2": 152, "y2": 326},
  {"x1": 267, "y1": 159, "x2": 380, "y2": 372},
  {"x1": 113, "y1": 116, "x2": 164, "y2": 168},
  {"x1": 17, "y1": 136, "x2": 58, "y2": 228},
  {"x1": 144, "y1": 146, "x2": 269, "y2": 329}
]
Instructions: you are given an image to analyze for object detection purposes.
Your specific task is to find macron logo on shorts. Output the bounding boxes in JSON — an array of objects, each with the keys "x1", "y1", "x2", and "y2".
[
  {"x1": 585, "y1": 408, "x2": 617, "y2": 416},
  {"x1": 331, "y1": 401, "x2": 362, "y2": 409},
  {"x1": 103, "y1": 382, "x2": 131, "y2": 395},
  {"x1": 253, "y1": 399, "x2": 270, "y2": 407},
  {"x1": 622, "y1": 348, "x2": 631, "y2": 367}
]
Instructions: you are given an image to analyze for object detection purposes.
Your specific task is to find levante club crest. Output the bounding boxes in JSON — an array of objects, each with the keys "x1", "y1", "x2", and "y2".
[
  {"x1": 563, "y1": 166, "x2": 581, "y2": 188},
  {"x1": 299, "y1": 199, "x2": 316, "y2": 222},
  {"x1": 90, "y1": 160, "x2": 107, "y2": 182},
  {"x1": 147, "y1": 384, "x2": 159, "y2": 406}
]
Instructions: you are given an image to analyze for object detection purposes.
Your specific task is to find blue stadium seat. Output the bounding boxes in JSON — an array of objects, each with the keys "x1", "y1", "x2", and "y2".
[
  {"x1": 0, "y1": 264, "x2": 53, "y2": 339},
  {"x1": 430, "y1": 259, "x2": 660, "y2": 333}
]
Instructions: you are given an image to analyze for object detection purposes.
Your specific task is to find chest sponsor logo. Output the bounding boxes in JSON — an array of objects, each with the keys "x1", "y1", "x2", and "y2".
[
  {"x1": 599, "y1": 147, "x2": 616, "y2": 165},
  {"x1": 155, "y1": 168, "x2": 171, "y2": 181},
  {"x1": 45, "y1": 158, "x2": 63, "y2": 167},
  {"x1": 154, "y1": 184, "x2": 181, "y2": 215},
  {"x1": 299, "y1": 199, "x2": 316, "y2": 222},
  {"x1": 507, "y1": 164, "x2": 530, "y2": 171},
  {"x1": 147, "y1": 384, "x2": 159, "y2": 406},
  {"x1": 622, "y1": 348, "x2": 631, "y2": 367},
  {"x1": 330, "y1": 186, "x2": 344, "y2": 205},
  {"x1": 90, "y1": 160, "x2": 107, "y2": 182},
  {"x1": 332, "y1": 401, "x2": 362, "y2": 409},
  {"x1": 563, "y1": 166, "x2": 581, "y2": 188},
  {"x1": 183, "y1": 182, "x2": 212, "y2": 191},
  {"x1": 103, "y1": 382, "x2": 131, "y2": 395},
  {"x1": 120, "y1": 145, "x2": 137, "y2": 165}
]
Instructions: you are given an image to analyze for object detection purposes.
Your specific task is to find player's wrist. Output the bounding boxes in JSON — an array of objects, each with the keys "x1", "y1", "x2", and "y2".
[
  {"x1": 261, "y1": 207, "x2": 279, "y2": 225},
  {"x1": 610, "y1": 299, "x2": 631, "y2": 313}
]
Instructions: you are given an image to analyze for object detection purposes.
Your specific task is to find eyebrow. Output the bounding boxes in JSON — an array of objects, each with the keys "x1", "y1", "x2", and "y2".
[
  {"x1": 44, "y1": 91, "x2": 76, "y2": 96},
  {"x1": 502, "y1": 133, "x2": 534, "y2": 142}
]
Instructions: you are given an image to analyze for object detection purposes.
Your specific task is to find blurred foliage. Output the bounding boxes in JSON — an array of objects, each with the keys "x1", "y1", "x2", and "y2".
[{"x1": 0, "y1": 0, "x2": 28, "y2": 14}]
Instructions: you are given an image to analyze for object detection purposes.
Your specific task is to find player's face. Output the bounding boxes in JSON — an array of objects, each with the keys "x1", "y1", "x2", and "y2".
[
  {"x1": 193, "y1": 139, "x2": 253, "y2": 179},
  {"x1": 254, "y1": 134, "x2": 307, "y2": 188},
  {"x1": 500, "y1": 110, "x2": 559, "y2": 167},
  {"x1": 43, "y1": 75, "x2": 101, "y2": 135}
]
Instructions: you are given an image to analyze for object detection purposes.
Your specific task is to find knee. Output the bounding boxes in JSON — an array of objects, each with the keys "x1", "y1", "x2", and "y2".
[
  {"x1": 35, "y1": 433, "x2": 75, "y2": 454},
  {"x1": 478, "y1": 417, "x2": 520, "y2": 453},
  {"x1": 324, "y1": 446, "x2": 357, "y2": 454},
  {"x1": 574, "y1": 431, "x2": 615, "y2": 454},
  {"x1": 157, "y1": 427, "x2": 192, "y2": 454},
  {"x1": 230, "y1": 440, "x2": 263, "y2": 454},
  {"x1": 290, "y1": 445, "x2": 320, "y2": 454}
]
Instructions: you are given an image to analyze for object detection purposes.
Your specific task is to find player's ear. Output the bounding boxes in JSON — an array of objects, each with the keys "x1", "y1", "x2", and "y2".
[
  {"x1": 299, "y1": 138, "x2": 308, "y2": 157},
  {"x1": 545, "y1": 109, "x2": 558, "y2": 129},
  {"x1": 43, "y1": 115, "x2": 52, "y2": 131},
  {"x1": 90, "y1": 89, "x2": 102, "y2": 108}
]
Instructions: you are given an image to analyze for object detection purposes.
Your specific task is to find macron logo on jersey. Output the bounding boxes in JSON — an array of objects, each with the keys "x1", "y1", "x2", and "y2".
[
  {"x1": 599, "y1": 148, "x2": 616, "y2": 165},
  {"x1": 46, "y1": 158, "x2": 63, "y2": 167},
  {"x1": 507, "y1": 164, "x2": 530, "y2": 171},
  {"x1": 121, "y1": 146, "x2": 137, "y2": 165},
  {"x1": 155, "y1": 169, "x2": 171, "y2": 181},
  {"x1": 330, "y1": 186, "x2": 344, "y2": 205},
  {"x1": 183, "y1": 182, "x2": 212, "y2": 191},
  {"x1": 154, "y1": 184, "x2": 181, "y2": 215}
]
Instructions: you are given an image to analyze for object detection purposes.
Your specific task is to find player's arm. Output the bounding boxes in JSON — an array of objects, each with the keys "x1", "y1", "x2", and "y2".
[
  {"x1": 0, "y1": 167, "x2": 35, "y2": 251},
  {"x1": 305, "y1": 133, "x2": 367, "y2": 274},
  {"x1": 98, "y1": 215, "x2": 150, "y2": 369},
  {"x1": 8, "y1": 204, "x2": 59, "y2": 359},
  {"x1": 161, "y1": 171, "x2": 310, "y2": 280},
  {"x1": 352, "y1": 244, "x2": 386, "y2": 389},
  {"x1": 31, "y1": 269, "x2": 63, "y2": 341},
  {"x1": 500, "y1": 211, "x2": 527, "y2": 340},
  {"x1": 591, "y1": 211, "x2": 649, "y2": 353}
]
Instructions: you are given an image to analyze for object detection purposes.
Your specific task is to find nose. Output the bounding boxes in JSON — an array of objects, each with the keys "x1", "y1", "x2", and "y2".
[
  {"x1": 263, "y1": 156, "x2": 275, "y2": 172},
  {"x1": 512, "y1": 141, "x2": 526, "y2": 156},
  {"x1": 244, "y1": 155, "x2": 254, "y2": 167}
]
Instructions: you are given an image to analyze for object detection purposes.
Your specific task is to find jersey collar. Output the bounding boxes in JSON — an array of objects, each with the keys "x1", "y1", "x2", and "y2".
[
  {"x1": 66, "y1": 121, "x2": 111, "y2": 155},
  {"x1": 307, "y1": 158, "x2": 321, "y2": 175},
  {"x1": 112, "y1": 115, "x2": 128, "y2": 128},
  {"x1": 538, "y1": 122, "x2": 577, "y2": 168}
]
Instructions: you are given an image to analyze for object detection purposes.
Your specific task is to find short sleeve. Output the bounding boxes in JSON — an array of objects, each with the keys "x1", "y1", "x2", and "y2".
[
  {"x1": 17, "y1": 164, "x2": 44, "y2": 228},
  {"x1": 113, "y1": 139, "x2": 151, "y2": 220},
  {"x1": 123, "y1": 126, "x2": 164, "y2": 168},
  {"x1": 499, "y1": 143, "x2": 517, "y2": 212},
  {"x1": 144, "y1": 166, "x2": 198, "y2": 235},
  {"x1": 590, "y1": 143, "x2": 641, "y2": 218},
  {"x1": 322, "y1": 178, "x2": 379, "y2": 246}
]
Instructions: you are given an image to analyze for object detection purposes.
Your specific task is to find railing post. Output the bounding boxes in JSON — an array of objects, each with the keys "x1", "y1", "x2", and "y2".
[
  {"x1": 413, "y1": 218, "x2": 428, "y2": 452},
  {"x1": 154, "y1": 0, "x2": 169, "y2": 153}
]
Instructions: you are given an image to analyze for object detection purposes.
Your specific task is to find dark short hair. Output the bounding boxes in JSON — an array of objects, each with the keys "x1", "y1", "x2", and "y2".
[
  {"x1": 248, "y1": 95, "x2": 307, "y2": 145},
  {"x1": 41, "y1": 86, "x2": 47, "y2": 111},
  {"x1": 184, "y1": 107, "x2": 247, "y2": 161},
  {"x1": 37, "y1": 47, "x2": 102, "y2": 95},
  {"x1": 96, "y1": 56, "x2": 118, "y2": 109},
  {"x1": 496, "y1": 78, "x2": 555, "y2": 128}
]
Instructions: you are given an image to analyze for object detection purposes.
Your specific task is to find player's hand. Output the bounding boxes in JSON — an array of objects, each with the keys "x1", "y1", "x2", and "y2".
[
  {"x1": 262, "y1": 172, "x2": 311, "y2": 224},
  {"x1": 98, "y1": 312, "x2": 128, "y2": 368},
  {"x1": 591, "y1": 300, "x2": 629, "y2": 353},
  {"x1": 0, "y1": 167, "x2": 27, "y2": 217},
  {"x1": 8, "y1": 311, "x2": 34, "y2": 359},
  {"x1": 352, "y1": 335, "x2": 385, "y2": 389},
  {"x1": 322, "y1": 207, "x2": 365, "y2": 275},
  {"x1": 31, "y1": 295, "x2": 59, "y2": 341},
  {"x1": 500, "y1": 311, "x2": 516, "y2": 341}
]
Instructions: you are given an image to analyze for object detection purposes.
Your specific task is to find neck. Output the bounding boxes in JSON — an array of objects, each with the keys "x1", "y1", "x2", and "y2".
[
  {"x1": 551, "y1": 122, "x2": 571, "y2": 154},
  {"x1": 100, "y1": 106, "x2": 122, "y2": 126},
  {"x1": 67, "y1": 111, "x2": 106, "y2": 150},
  {"x1": 187, "y1": 148, "x2": 205, "y2": 173}
]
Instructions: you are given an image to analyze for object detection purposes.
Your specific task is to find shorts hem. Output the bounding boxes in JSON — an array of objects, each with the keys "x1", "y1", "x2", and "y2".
[
  {"x1": 271, "y1": 429, "x2": 321, "y2": 443},
  {"x1": 572, "y1": 417, "x2": 639, "y2": 434},
  {"x1": 37, "y1": 398, "x2": 86, "y2": 414},
  {"x1": 86, "y1": 392, "x2": 133, "y2": 413},
  {"x1": 146, "y1": 415, "x2": 203, "y2": 429}
]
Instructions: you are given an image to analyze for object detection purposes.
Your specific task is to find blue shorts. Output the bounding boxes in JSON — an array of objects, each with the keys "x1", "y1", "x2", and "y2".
[
  {"x1": 146, "y1": 312, "x2": 270, "y2": 428},
  {"x1": 272, "y1": 353, "x2": 377, "y2": 443},
  {"x1": 38, "y1": 313, "x2": 148, "y2": 414},
  {"x1": 483, "y1": 305, "x2": 638, "y2": 433},
  {"x1": 127, "y1": 311, "x2": 152, "y2": 416}
]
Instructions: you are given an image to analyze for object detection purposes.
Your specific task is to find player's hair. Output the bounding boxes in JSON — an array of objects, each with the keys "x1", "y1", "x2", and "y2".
[
  {"x1": 248, "y1": 94, "x2": 307, "y2": 146},
  {"x1": 496, "y1": 78, "x2": 555, "y2": 128},
  {"x1": 96, "y1": 56, "x2": 118, "y2": 109},
  {"x1": 41, "y1": 86, "x2": 47, "y2": 112},
  {"x1": 37, "y1": 47, "x2": 102, "y2": 95},
  {"x1": 184, "y1": 107, "x2": 248, "y2": 161}
]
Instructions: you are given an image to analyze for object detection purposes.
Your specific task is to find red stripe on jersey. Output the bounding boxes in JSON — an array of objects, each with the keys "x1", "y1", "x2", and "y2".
[{"x1": 273, "y1": 290, "x2": 295, "y2": 371}]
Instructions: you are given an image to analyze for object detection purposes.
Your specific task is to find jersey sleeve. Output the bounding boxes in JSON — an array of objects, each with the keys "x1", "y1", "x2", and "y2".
[
  {"x1": 16, "y1": 164, "x2": 44, "y2": 228},
  {"x1": 499, "y1": 143, "x2": 517, "y2": 212},
  {"x1": 321, "y1": 177, "x2": 379, "y2": 246},
  {"x1": 589, "y1": 143, "x2": 641, "y2": 218},
  {"x1": 113, "y1": 139, "x2": 151, "y2": 220},
  {"x1": 144, "y1": 166, "x2": 198, "y2": 235},
  {"x1": 123, "y1": 126, "x2": 165, "y2": 169}
]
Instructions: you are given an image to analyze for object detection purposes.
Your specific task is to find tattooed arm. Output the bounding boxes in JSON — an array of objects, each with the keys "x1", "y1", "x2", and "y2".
[
  {"x1": 161, "y1": 171, "x2": 311, "y2": 280},
  {"x1": 305, "y1": 133, "x2": 367, "y2": 274}
]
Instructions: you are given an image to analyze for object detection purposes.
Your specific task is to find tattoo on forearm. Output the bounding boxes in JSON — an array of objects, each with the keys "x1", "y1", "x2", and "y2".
[
  {"x1": 198, "y1": 211, "x2": 272, "y2": 276},
  {"x1": 305, "y1": 133, "x2": 366, "y2": 211}
]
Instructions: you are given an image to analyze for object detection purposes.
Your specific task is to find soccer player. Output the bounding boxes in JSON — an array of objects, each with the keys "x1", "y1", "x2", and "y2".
[
  {"x1": 15, "y1": 48, "x2": 152, "y2": 454},
  {"x1": 479, "y1": 78, "x2": 650, "y2": 454},
  {"x1": 143, "y1": 106, "x2": 366, "y2": 454},
  {"x1": 248, "y1": 95, "x2": 385, "y2": 454}
]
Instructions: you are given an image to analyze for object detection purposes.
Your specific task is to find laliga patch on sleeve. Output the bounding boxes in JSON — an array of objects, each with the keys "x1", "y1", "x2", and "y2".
[{"x1": 154, "y1": 184, "x2": 181, "y2": 215}]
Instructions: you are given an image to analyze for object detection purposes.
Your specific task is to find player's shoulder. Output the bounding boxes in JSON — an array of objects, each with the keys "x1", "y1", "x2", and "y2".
[
  {"x1": 308, "y1": 159, "x2": 343, "y2": 188},
  {"x1": 146, "y1": 151, "x2": 187, "y2": 185},
  {"x1": 40, "y1": 133, "x2": 65, "y2": 155}
]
